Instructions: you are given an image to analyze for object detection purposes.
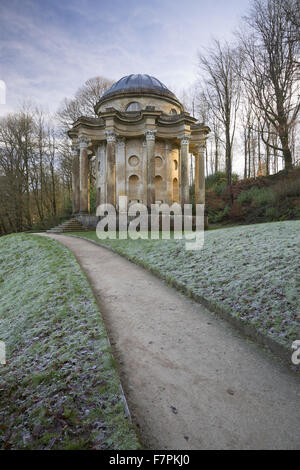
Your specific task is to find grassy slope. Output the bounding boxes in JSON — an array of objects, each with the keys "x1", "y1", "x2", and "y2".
[
  {"x1": 206, "y1": 168, "x2": 300, "y2": 225},
  {"x1": 71, "y1": 220, "x2": 300, "y2": 350},
  {"x1": 0, "y1": 234, "x2": 140, "y2": 450}
]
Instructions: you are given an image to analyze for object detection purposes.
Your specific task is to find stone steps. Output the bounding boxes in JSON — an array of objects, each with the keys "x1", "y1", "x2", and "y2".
[{"x1": 47, "y1": 218, "x2": 88, "y2": 233}]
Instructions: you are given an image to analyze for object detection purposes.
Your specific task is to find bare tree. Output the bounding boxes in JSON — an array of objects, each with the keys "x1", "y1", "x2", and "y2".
[
  {"x1": 57, "y1": 76, "x2": 114, "y2": 130},
  {"x1": 0, "y1": 106, "x2": 74, "y2": 234},
  {"x1": 198, "y1": 40, "x2": 243, "y2": 202},
  {"x1": 194, "y1": 91, "x2": 211, "y2": 175},
  {"x1": 211, "y1": 114, "x2": 222, "y2": 173},
  {"x1": 238, "y1": 0, "x2": 299, "y2": 171}
]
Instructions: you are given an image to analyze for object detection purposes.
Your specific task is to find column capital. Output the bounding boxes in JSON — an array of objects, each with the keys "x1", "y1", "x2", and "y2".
[
  {"x1": 105, "y1": 130, "x2": 118, "y2": 143},
  {"x1": 144, "y1": 129, "x2": 156, "y2": 141},
  {"x1": 116, "y1": 136, "x2": 126, "y2": 147},
  {"x1": 180, "y1": 135, "x2": 190, "y2": 146},
  {"x1": 79, "y1": 136, "x2": 91, "y2": 148}
]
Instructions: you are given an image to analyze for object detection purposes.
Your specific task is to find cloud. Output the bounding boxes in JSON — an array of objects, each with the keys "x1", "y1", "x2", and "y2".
[{"x1": 0, "y1": 0, "x2": 249, "y2": 115}]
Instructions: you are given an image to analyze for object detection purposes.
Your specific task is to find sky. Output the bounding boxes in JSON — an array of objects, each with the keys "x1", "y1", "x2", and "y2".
[
  {"x1": 0, "y1": 0, "x2": 251, "y2": 116},
  {"x1": 0, "y1": 0, "x2": 256, "y2": 174}
]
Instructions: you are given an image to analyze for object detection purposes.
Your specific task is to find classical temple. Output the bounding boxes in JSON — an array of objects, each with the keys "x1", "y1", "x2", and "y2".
[{"x1": 68, "y1": 74, "x2": 209, "y2": 215}]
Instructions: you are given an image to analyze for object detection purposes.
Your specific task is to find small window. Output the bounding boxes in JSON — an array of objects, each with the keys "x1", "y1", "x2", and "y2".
[
  {"x1": 169, "y1": 108, "x2": 177, "y2": 115},
  {"x1": 126, "y1": 102, "x2": 141, "y2": 112}
]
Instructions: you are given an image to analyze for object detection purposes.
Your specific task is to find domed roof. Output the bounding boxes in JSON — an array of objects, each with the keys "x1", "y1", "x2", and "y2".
[{"x1": 101, "y1": 74, "x2": 176, "y2": 99}]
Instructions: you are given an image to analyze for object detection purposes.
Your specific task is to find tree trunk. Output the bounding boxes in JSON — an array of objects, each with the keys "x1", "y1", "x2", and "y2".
[
  {"x1": 225, "y1": 127, "x2": 233, "y2": 205},
  {"x1": 279, "y1": 133, "x2": 293, "y2": 171},
  {"x1": 214, "y1": 136, "x2": 219, "y2": 173},
  {"x1": 266, "y1": 143, "x2": 270, "y2": 175},
  {"x1": 244, "y1": 131, "x2": 247, "y2": 179}
]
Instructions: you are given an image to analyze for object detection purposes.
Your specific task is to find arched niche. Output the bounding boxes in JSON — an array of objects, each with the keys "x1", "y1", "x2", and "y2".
[
  {"x1": 155, "y1": 175, "x2": 164, "y2": 202},
  {"x1": 173, "y1": 177, "x2": 179, "y2": 202},
  {"x1": 128, "y1": 174, "x2": 140, "y2": 202}
]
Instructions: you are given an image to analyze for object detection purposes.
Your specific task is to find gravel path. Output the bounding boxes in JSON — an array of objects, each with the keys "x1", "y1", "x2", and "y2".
[{"x1": 38, "y1": 233, "x2": 300, "y2": 450}]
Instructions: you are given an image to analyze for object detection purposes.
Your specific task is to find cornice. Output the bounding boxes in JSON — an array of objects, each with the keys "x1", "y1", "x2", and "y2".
[{"x1": 67, "y1": 111, "x2": 210, "y2": 141}]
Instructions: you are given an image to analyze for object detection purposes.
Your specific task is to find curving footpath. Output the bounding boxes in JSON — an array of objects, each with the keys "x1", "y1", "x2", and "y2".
[{"x1": 38, "y1": 233, "x2": 300, "y2": 450}]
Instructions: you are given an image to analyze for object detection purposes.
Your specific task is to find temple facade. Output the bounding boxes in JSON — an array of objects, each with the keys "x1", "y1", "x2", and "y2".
[{"x1": 68, "y1": 74, "x2": 209, "y2": 214}]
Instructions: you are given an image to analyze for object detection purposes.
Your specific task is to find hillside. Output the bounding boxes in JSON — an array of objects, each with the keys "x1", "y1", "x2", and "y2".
[
  {"x1": 206, "y1": 168, "x2": 300, "y2": 226},
  {"x1": 0, "y1": 234, "x2": 140, "y2": 450}
]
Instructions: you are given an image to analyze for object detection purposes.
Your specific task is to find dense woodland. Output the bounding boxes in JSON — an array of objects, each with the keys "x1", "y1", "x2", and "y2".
[{"x1": 0, "y1": 0, "x2": 299, "y2": 235}]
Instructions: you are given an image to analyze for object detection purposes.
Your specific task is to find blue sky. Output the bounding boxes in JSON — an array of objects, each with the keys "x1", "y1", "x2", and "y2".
[{"x1": 0, "y1": 0, "x2": 251, "y2": 115}]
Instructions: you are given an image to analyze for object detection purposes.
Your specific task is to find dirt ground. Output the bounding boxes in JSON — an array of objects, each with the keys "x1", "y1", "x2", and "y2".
[{"x1": 38, "y1": 233, "x2": 300, "y2": 450}]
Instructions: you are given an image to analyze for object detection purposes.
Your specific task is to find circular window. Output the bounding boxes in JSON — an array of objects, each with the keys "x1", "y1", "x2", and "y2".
[
  {"x1": 126, "y1": 102, "x2": 141, "y2": 111},
  {"x1": 128, "y1": 155, "x2": 140, "y2": 167},
  {"x1": 155, "y1": 156, "x2": 163, "y2": 168},
  {"x1": 169, "y1": 108, "x2": 177, "y2": 115}
]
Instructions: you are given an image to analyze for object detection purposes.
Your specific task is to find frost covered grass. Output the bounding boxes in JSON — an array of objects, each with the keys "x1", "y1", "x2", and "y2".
[
  {"x1": 72, "y1": 220, "x2": 300, "y2": 350},
  {"x1": 0, "y1": 234, "x2": 140, "y2": 450}
]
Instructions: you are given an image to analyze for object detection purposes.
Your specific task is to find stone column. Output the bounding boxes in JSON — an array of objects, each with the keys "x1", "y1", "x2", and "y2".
[
  {"x1": 180, "y1": 136, "x2": 190, "y2": 206},
  {"x1": 98, "y1": 143, "x2": 106, "y2": 205},
  {"x1": 72, "y1": 146, "x2": 80, "y2": 214},
  {"x1": 194, "y1": 142, "x2": 206, "y2": 204},
  {"x1": 144, "y1": 129, "x2": 156, "y2": 208},
  {"x1": 116, "y1": 137, "x2": 126, "y2": 206},
  {"x1": 79, "y1": 136, "x2": 90, "y2": 214},
  {"x1": 105, "y1": 130, "x2": 118, "y2": 206},
  {"x1": 165, "y1": 141, "x2": 173, "y2": 205}
]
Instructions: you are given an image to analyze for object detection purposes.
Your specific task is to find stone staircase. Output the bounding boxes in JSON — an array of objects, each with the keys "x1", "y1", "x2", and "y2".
[{"x1": 47, "y1": 218, "x2": 88, "y2": 233}]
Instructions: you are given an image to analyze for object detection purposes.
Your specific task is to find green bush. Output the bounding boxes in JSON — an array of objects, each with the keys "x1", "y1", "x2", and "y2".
[
  {"x1": 206, "y1": 171, "x2": 239, "y2": 189},
  {"x1": 208, "y1": 205, "x2": 230, "y2": 223},
  {"x1": 238, "y1": 186, "x2": 277, "y2": 206},
  {"x1": 237, "y1": 187, "x2": 257, "y2": 204},
  {"x1": 252, "y1": 187, "x2": 277, "y2": 206},
  {"x1": 214, "y1": 181, "x2": 227, "y2": 196},
  {"x1": 294, "y1": 205, "x2": 300, "y2": 218}
]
